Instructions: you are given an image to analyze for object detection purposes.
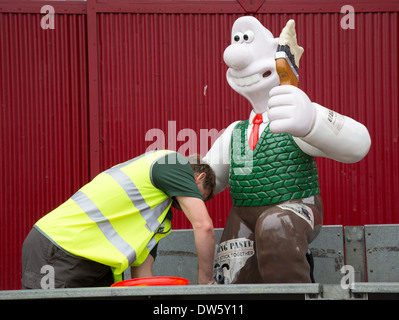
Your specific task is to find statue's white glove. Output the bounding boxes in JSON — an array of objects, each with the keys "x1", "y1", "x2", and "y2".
[{"x1": 268, "y1": 85, "x2": 315, "y2": 137}]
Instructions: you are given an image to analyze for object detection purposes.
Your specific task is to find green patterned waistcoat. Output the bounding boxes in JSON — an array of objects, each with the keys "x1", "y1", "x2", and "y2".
[{"x1": 229, "y1": 120, "x2": 320, "y2": 207}]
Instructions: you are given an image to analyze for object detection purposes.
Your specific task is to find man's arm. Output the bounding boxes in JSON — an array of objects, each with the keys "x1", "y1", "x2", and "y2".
[{"x1": 175, "y1": 196, "x2": 215, "y2": 284}]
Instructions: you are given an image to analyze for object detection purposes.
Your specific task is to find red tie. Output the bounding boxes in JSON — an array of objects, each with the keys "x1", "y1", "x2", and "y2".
[{"x1": 249, "y1": 114, "x2": 263, "y2": 150}]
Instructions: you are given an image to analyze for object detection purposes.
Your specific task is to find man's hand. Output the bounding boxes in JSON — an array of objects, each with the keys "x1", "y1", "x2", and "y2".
[
  {"x1": 175, "y1": 196, "x2": 215, "y2": 285},
  {"x1": 268, "y1": 85, "x2": 315, "y2": 137}
]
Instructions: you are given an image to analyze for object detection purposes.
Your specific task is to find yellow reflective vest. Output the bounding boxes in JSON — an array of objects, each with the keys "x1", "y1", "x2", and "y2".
[{"x1": 35, "y1": 150, "x2": 174, "y2": 282}]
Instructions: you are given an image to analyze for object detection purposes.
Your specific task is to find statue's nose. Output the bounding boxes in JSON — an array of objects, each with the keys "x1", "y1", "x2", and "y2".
[{"x1": 223, "y1": 44, "x2": 251, "y2": 70}]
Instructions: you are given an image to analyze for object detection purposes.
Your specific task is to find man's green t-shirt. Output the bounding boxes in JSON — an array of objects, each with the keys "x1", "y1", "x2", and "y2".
[{"x1": 151, "y1": 152, "x2": 203, "y2": 201}]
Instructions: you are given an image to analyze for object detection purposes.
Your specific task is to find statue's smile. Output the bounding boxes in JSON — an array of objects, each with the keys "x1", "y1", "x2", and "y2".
[{"x1": 229, "y1": 70, "x2": 272, "y2": 87}]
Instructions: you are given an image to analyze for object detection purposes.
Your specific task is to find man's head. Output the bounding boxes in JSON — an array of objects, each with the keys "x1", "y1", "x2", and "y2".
[{"x1": 188, "y1": 154, "x2": 216, "y2": 202}]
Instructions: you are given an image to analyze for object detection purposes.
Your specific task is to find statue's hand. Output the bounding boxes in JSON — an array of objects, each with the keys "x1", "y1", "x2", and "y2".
[{"x1": 268, "y1": 85, "x2": 315, "y2": 137}]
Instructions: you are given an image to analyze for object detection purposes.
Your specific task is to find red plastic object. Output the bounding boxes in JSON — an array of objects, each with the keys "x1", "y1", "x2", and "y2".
[{"x1": 111, "y1": 276, "x2": 189, "y2": 287}]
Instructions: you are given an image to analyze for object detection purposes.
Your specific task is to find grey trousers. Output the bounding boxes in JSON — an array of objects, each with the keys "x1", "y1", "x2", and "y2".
[{"x1": 21, "y1": 227, "x2": 114, "y2": 289}]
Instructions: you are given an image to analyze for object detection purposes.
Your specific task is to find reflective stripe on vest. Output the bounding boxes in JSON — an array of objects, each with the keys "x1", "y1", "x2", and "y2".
[
  {"x1": 35, "y1": 150, "x2": 174, "y2": 278},
  {"x1": 71, "y1": 190, "x2": 138, "y2": 265},
  {"x1": 104, "y1": 164, "x2": 170, "y2": 234}
]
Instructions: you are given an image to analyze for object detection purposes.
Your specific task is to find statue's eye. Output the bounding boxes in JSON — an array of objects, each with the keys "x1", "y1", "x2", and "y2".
[
  {"x1": 243, "y1": 30, "x2": 254, "y2": 43},
  {"x1": 233, "y1": 32, "x2": 243, "y2": 43}
]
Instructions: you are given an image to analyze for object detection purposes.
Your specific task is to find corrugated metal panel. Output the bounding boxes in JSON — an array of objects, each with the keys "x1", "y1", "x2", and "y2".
[{"x1": 0, "y1": 13, "x2": 89, "y2": 289}]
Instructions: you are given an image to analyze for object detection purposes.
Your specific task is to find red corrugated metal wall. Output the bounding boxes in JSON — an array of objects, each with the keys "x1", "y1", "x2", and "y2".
[
  {"x1": 0, "y1": 5, "x2": 89, "y2": 290},
  {"x1": 0, "y1": 0, "x2": 398, "y2": 289}
]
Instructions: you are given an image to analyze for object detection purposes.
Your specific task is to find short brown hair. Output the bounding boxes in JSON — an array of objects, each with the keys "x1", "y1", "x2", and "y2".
[{"x1": 188, "y1": 154, "x2": 216, "y2": 201}]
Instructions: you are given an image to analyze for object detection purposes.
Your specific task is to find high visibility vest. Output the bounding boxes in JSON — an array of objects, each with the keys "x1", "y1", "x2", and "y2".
[{"x1": 35, "y1": 150, "x2": 174, "y2": 282}]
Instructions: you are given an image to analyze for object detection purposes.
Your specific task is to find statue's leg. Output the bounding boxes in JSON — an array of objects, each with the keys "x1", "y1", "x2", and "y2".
[
  {"x1": 255, "y1": 199, "x2": 323, "y2": 283},
  {"x1": 214, "y1": 206, "x2": 261, "y2": 284}
]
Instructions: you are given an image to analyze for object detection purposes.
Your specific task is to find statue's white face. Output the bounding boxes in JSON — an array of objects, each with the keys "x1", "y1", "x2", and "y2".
[{"x1": 224, "y1": 16, "x2": 280, "y2": 113}]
